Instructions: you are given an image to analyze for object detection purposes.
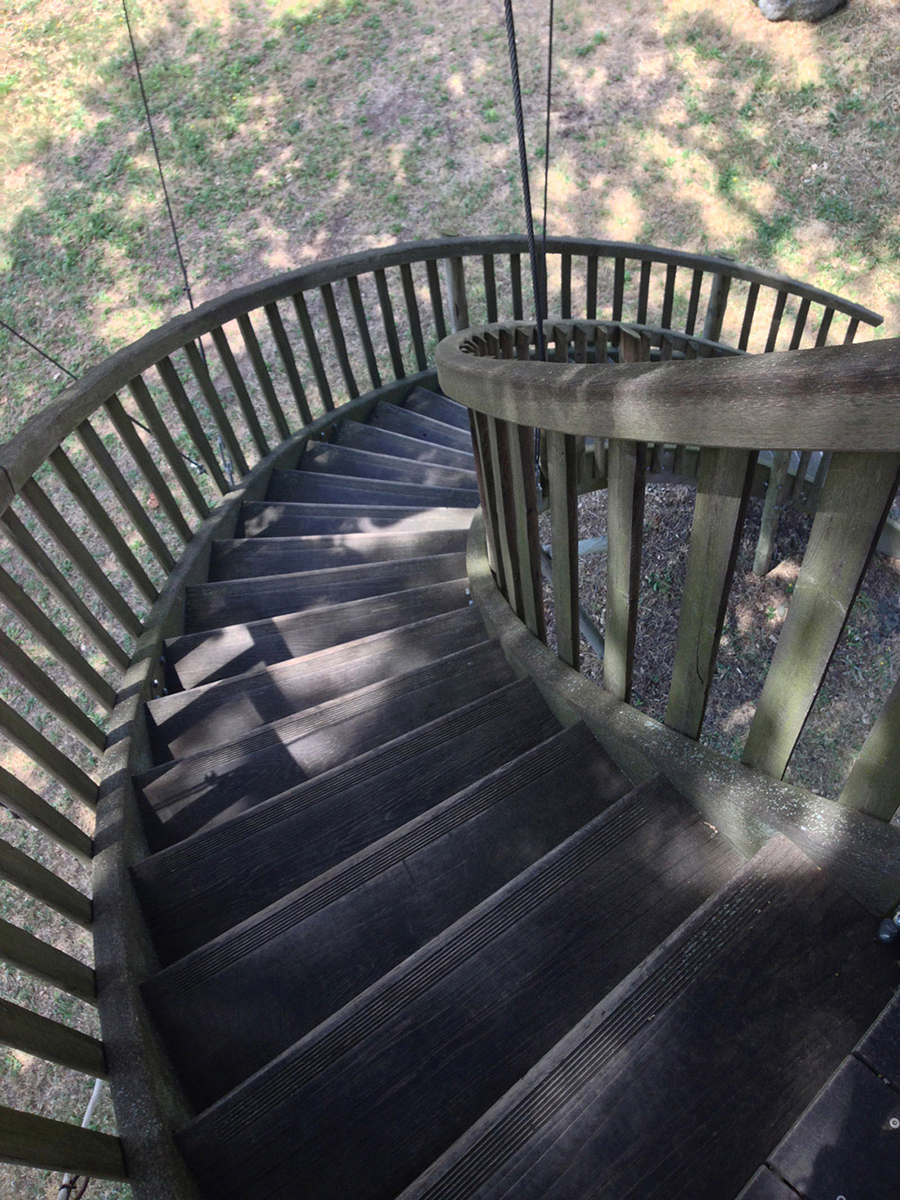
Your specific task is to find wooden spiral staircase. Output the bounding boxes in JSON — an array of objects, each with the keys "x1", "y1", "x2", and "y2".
[{"x1": 1, "y1": 239, "x2": 899, "y2": 1199}]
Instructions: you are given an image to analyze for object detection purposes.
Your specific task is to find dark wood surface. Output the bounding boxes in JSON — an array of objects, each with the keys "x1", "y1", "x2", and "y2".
[
  {"x1": 301, "y1": 441, "x2": 478, "y2": 492},
  {"x1": 336, "y1": 420, "x2": 475, "y2": 469},
  {"x1": 240, "y1": 499, "x2": 474, "y2": 538},
  {"x1": 404, "y1": 386, "x2": 471, "y2": 430},
  {"x1": 266, "y1": 467, "x2": 480, "y2": 510},
  {"x1": 369, "y1": 400, "x2": 474, "y2": 453},
  {"x1": 856, "y1": 989, "x2": 900, "y2": 1086},
  {"x1": 736, "y1": 1167, "x2": 804, "y2": 1199}
]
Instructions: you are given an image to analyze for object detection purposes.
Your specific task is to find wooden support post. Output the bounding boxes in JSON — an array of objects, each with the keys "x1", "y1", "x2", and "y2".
[
  {"x1": 511, "y1": 423, "x2": 546, "y2": 642},
  {"x1": 604, "y1": 438, "x2": 645, "y2": 702},
  {"x1": 840, "y1": 673, "x2": 900, "y2": 821},
  {"x1": 547, "y1": 430, "x2": 580, "y2": 670},
  {"x1": 446, "y1": 257, "x2": 469, "y2": 332}
]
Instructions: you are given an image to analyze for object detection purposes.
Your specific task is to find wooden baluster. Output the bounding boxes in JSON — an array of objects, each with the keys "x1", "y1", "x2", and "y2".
[
  {"x1": 469, "y1": 411, "x2": 506, "y2": 594},
  {"x1": 400, "y1": 264, "x2": 427, "y2": 372},
  {"x1": 702, "y1": 271, "x2": 731, "y2": 344},
  {"x1": 604, "y1": 327, "x2": 648, "y2": 700},
  {"x1": 0, "y1": 1108, "x2": 126, "y2": 1180},
  {"x1": 0, "y1": 564, "x2": 114, "y2": 711},
  {"x1": 844, "y1": 316, "x2": 860, "y2": 344},
  {"x1": 612, "y1": 257, "x2": 626, "y2": 344},
  {"x1": 586, "y1": 254, "x2": 598, "y2": 321},
  {"x1": 236, "y1": 313, "x2": 292, "y2": 441},
  {"x1": 510, "y1": 253, "x2": 523, "y2": 321},
  {"x1": 292, "y1": 292, "x2": 334, "y2": 412},
  {"x1": 209, "y1": 327, "x2": 271, "y2": 456},
  {"x1": 815, "y1": 306, "x2": 835, "y2": 347},
  {"x1": 182, "y1": 340, "x2": 249, "y2": 475},
  {"x1": 592, "y1": 326, "x2": 609, "y2": 480},
  {"x1": 425, "y1": 259, "x2": 448, "y2": 342},
  {"x1": 118, "y1": 383, "x2": 208, "y2": 529},
  {"x1": 486, "y1": 416, "x2": 523, "y2": 619},
  {"x1": 482, "y1": 255, "x2": 498, "y2": 324},
  {"x1": 560, "y1": 253, "x2": 572, "y2": 319},
  {"x1": 321, "y1": 282, "x2": 361, "y2": 399},
  {"x1": 0, "y1": 840, "x2": 91, "y2": 928},
  {"x1": 792, "y1": 449, "x2": 812, "y2": 500},
  {"x1": 547, "y1": 428, "x2": 579, "y2": 669},
  {"x1": 738, "y1": 282, "x2": 760, "y2": 352},
  {"x1": 374, "y1": 267, "x2": 405, "y2": 378},
  {"x1": 511, "y1": 422, "x2": 545, "y2": 641},
  {"x1": 0, "y1": 916, "x2": 96, "y2": 1002},
  {"x1": 156, "y1": 355, "x2": 231, "y2": 493},
  {"x1": 75, "y1": 419, "x2": 176, "y2": 573},
  {"x1": 839, "y1": 673, "x2": 900, "y2": 820},
  {"x1": 264, "y1": 301, "x2": 313, "y2": 424},
  {"x1": 685, "y1": 269, "x2": 704, "y2": 336},
  {"x1": 346, "y1": 275, "x2": 382, "y2": 390},
  {"x1": 789, "y1": 298, "x2": 811, "y2": 350},
  {"x1": 752, "y1": 449, "x2": 791, "y2": 576},
  {"x1": 0, "y1": 510, "x2": 128, "y2": 672},
  {"x1": 0, "y1": 764, "x2": 91, "y2": 863},
  {"x1": 20, "y1": 477, "x2": 143, "y2": 637},
  {"x1": 0, "y1": 999, "x2": 106, "y2": 1077},
  {"x1": 636, "y1": 259, "x2": 651, "y2": 326},
  {"x1": 0, "y1": 695, "x2": 97, "y2": 809},
  {"x1": 49, "y1": 446, "x2": 158, "y2": 605},
  {"x1": 661, "y1": 263, "x2": 677, "y2": 331},
  {"x1": 743, "y1": 450, "x2": 900, "y2": 779},
  {"x1": 446, "y1": 256, "x2": 469, "y2": 332},
  {"x1": 807, "y1": 449, "x2": 832, "y2": 513},
  {"x1": 765, "y1": 290, "x2": 788, "y2": 352},
  {"x1": 666, "y1": 447, "x2": 758, "y2": 739}
]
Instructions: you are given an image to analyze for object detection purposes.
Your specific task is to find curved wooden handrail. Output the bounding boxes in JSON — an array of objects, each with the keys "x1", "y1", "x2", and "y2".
[{"x1": 437, "y1": 322, "x2": 900, "y2": 451}]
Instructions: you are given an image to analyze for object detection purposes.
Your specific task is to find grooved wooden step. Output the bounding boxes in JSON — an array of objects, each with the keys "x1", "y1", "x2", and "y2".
[
  {"x1": 336, "y1": 420, "x2": 475, "y2": 469},
  {"x1": 240, "y1": 501, "x2": 474, "y2": 539},
  {"x1": 368, "y1": 401, "x2": 474, "y2": 453},
  {"x1": 172, "y1": 776, "x2": 743, "y2": 1195},
  {"x1": 184, "y1": 551, "x2": 468, "y2": 633},
  {"x1": 399, "y1": 836, "x2": 896, "y2": 1200},
  {"x1": 148, "y1": 608, "x2": 486, "y2": 761},
  {"x1": 144, "y1": 724, "x2": 633, "y2": 1110},
  {"x1": 137, "y1": 640, "x2": 514, "y2": 849},
  {"x1": 134, "y1": 677, "x2": 560, "y2": 963},
  {"x1": 403, "y1": 385, "x2": 471, "y2": 430},
  {"x1": 301, "y1": 441, "x2": 478, "y2": 492},
  {"x1": 266, "y1": 468, "x2": 478, "y2": 509},
  {"x1": 736, "y1": 1167, "x2": 806, "y2": 1199},
  {"x1": 208, "y1": 527, "x2": 468, "y2": 581},
  {"x1": 165, "y1": 579, "x2": 471, "y2": 690}
]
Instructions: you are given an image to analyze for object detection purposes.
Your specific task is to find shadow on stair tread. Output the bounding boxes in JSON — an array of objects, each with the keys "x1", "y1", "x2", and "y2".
[
  {"x1": 207, "y1": 526, "x2": 468, "y2": 581},
  {"x1": 367, "y1": 401, "x2": 474, "y2": 453},
  {"x1": 402, "y1": 385, "x2": 471, "y2": 430},
  {"x1": 396, "y1": 835, "x2": 897, "y2": 1200},
  {"x1": 336, "y1": 419, "x2": 476, "y2": 469},
  {"x1": 301, "y1": 441, "x2": 477, "y2": 492},
  {"x1": 183, "y1": 550, "x2": 468, "y2": 634},
  {"x1": 137, "y1": 639, "x2": 515, "y2": 850},
  {"x1": 135, "y1": 677, "x2": 561, "y2": 965},
  {"x1": 164, "y1": 578, "x2": 472, "y2": 691},
  {"x1": 240, "y1": 499, "x2": 475, "y2": 539},
  {"x1": 266, "y1": 467, "x2": 479, "y2": 510},
  {"x1": 142, "y1": 722, "x2": 636, "y2": 1110},
  {"x1": 147, "y1": 607, "x2": 487, "y2": 762}
]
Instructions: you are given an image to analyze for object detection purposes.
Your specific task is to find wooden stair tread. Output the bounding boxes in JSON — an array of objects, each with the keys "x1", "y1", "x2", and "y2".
[
  {"x1": 134, "y1": 678, "x2": 561, "y2": 964},
  {"x1": 143, "y1": 724, "x2": 635, "y2": 1110},
  {"x1": 402, "y1": 385, "x2": 471, "y2": 430},
  {"x1": 137, "y1": 640, "x2": 515, "y2": 849},
  {"x1": 207, "y1": 527, "x2": 468, "y2": 581},
  {"x1": 736, "y1": 1168, "x2": 806, "y2": 1199},
  {"x1": 184, "y1": 551, "x2": 468, "y2": 633},
  {"x1": 398, "y1": 836, "x2": 896, "y2": 1200},
  {"x1": 148, "y1": 607, "x2": 486, "y2": 761},
  {"x1": 240, "y1": 500, "x2": 475, "y2": 539},
  {"x1": 266, "y1": 468, "x2": 479, "y2": 509},
  {"x1": 336, "y1": 420, "x2": 475, "y2": 469},
  {"x1": 164, "y1": 578, "x2": 470, "y2": 690},
  {"x1": 300, "y1": 441, "x2": 478, "y2": 491},
  {"x1": 368, "y1": 401, "x2": 475, "y2": 453}
]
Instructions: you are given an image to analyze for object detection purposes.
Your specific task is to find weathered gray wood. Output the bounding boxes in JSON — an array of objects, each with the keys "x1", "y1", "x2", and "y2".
[
  {"x1": 685, "y1": 269, "x2": 703, "y2": 334},
  {"x1": 264, "y1": 300, "x2": 313, "y2": 424},
  {"x1": 347, "y1": 274, "x2": 382, "y2": 390},
  {"x1": 292, "y1": 291, "x2": 333, "y2": 412},
  {"x1": 0, "y1": 695, "x2": 97, "y2": 809},
  {"x1": 612, "y1": 257, "x2": 625, "y2": 325},
  {"x1": 156, "y1": 354, "x2": 230, "y2": 494},
  {"x1": 791, "y1": 448, "x2": 812, "y2": 500},
  {"x1": 605, "y1": 438, "x2": 645, "y2": 702},
  {"x1": 0, "y1": 626, "x2": 105, "y2": 753},
  {"x1": 753, "y1": 449, "x2": 791, "y2": 575},
  {"x1": 400, "y1": 263, "x2": 428, "y2": 372},
  {"x1": 487, "y1": 416, "x2": 522, "y2": 617},
  {"x1": 0, "y1": 1106, "x2": 126, "y2": 1178},
  {"x1": 48, "y1": 447, "x2": 158, "y2": 606},
  {"x1": 815, "y1": 305, "x2": 835, "y2": 347},
  {"x1": 739, "y1": 282, "x2": 760, "y2": 351},
  {"x1": 209, "y1": 326, "x2": 270, "y2": 456},
  {"x1": 0, "y1": 839, "x2": 91, "y2": 928},
  {"x1": 75, "y1": 419, "x2": 176, "y2": 572},
  {"x1": 666, "y1": 447, "x2": 757, "y2": 738},
  {"x1": 845, "y1": 316, "x2": 860, "y2": 344},
  {"x1": 0, "y1": 510, "x2": 127, "y2": 671},
  {"x1": 0, "y1": 998, "x2": 105, "y2": 1078},
  {"x1": 183, "y1": 339, "x2": 249, "y2": 475},
  {"x1": 425, "y1": 259, "x2": 448, "y2": 342},
  {"x1": 447, "y1": 256, "x2": 469, "y2": 332},
  {"x1": 744, "y1": 451, "x2": 900, "y2": 779},
  {"x1": 511, "y1": 423, "x2": 545, "y2": 641},
  {"x1": 321, "y1": 282, "x2": 360, "y2": 398},
  {"x1": 585, "y1": 254, "x2": 598, "y2": 320},
  {"x1": 469, "y1": 411, "x2": 505, "y2": 591},
  {"x1": 547, "y1": 429, "x2": 579, "y2": 669},
  {"x1": 0, "y1": 916, "x2": 95, "y2": 1003},
  {"x1": 703, "y1": 270, "x2": 731, "y2": 343},
  {"x1": 789, "y1": 297, "x2": 811, "y2": 350},
  {"x1": 839, "y1": 672, "x2": 900, "y2": 820},
  {"x1": 0, "y1": 765, "x2": 92, "y2": 863},
  {"x1": 374, "y1": 268, "x2": 405, "y2": 379},
  {"x1": 661, "y1": 263, "x2": 676, "y2": 330},
  {"x1": 560, "y1": 253, "x2": 573, "y2": 319},
  {"x1": 236, "y1": 313, "x2": 292, "y2": 440},
  {"x1": 0, "y1": 563, "x2": 114, "y2": 711},
  {"x1": 765, "y1": 290, "x2": 788, "y2": 352},
  {"x1": 116, "y1": 384, "x2": 206, "y2": 530}
]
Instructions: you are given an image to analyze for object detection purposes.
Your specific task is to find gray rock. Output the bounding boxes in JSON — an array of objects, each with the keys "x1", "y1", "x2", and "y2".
[{"x1": 757, "y1": 0, "x2": 846, "y2": 20}]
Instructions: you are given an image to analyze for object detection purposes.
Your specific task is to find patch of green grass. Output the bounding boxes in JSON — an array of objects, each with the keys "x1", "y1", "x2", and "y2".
[{"x1": 575, "y1": 32, "x2": 607, "y2": 58}]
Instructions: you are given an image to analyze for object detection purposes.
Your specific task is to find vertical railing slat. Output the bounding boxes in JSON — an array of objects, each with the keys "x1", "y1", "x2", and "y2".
[
  {"x1": 752, "y1": 449, "x2": 791, "y2": 576},
  {"x1": 292, "y1": 292, "x2": 334, "y2": 412},
  {"x1": 182, "y1": 340, "x2": 250, "y2": 475},
  {"x1": 815, "y1": 306, "x2": 835, "y2": 348},
  {"x1": 666, "y1": 447, "x2": 757, "y2": 739},
  {"x1": 743, "y1": 450, "x2": 900, "y2": 779},
  {"x1": 685, "y1": 269, "x2": 704, "y2": 335},
  {"x1": 425, "y1": 259, "x2": 448, "y2": 342},
  {"x1": 636, "y1": 259, "x2": 651, "y2": 326},
  {"x1": 236, "y1": 313, "x2": 292, "y2": 441},
  {"x1": 510, "y1": 253, "x2": 523, "y2": 321},
  {"x1": 789, "y1": 298, "x2": 811, "y2": 350},
  {"x1": 511, "y1": 422, "x2": 546, "y2": 642},
  {"x1": 586, "y1": 255, "x2": 598, "y2": 321},
  {"x1": 346, "y1": 275, "x2": 382, "y2": 391},
  {"x1": 547, "y1": 429, "x2": 579, "y2": 670},
  {"x1": 374, "y1": 268, "x2": 405, "y2": 378},
  {"x1": 839, "y1": 673, "x2": 900, "y2": 821},
  {"x1": 482, "y1": 255, "x2": 499, "y2": 324},
  {"x1": 321, "y1": 282, "x2": 361, "y2": 399},
  {"x1": 738, "y1": 282, "x2": 760, "y2": 352},
  {"x1": 400, "y1": 264, "x2": 428, "y2": 372},
  {"x1": 447, "y1": 257, "x2": 469, "y2": 332},
  {"x1": 604, "y1": 437, "x2": 645, "y2": 702},
  {"x1": 208, "y1": 327, "x2": 271, "y2": 456},
  {"x1": 264, "y1": 301, "x2": 313, "y2": 424},
  {"x1": 118, "y1": 384, "x2": 208, "y2": 529},
  {"x1": 765, "y1": 290, "x2": 788, "y2": 353},
  {"x1": 156, "y1": 355, "x2": 230, "y2": 494},
  {"x1": 560, "y1": 253, "x2": 572, "y2": 320},
  {"x1": 661, "y1": 263, "x2": 677, "y2": 330},
  {"x1": 486, "y1": 416, "x2": 522, "y2": 619},
  {"x1": 469, "y1": 410, "x2": 506, "y2": 594}
]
